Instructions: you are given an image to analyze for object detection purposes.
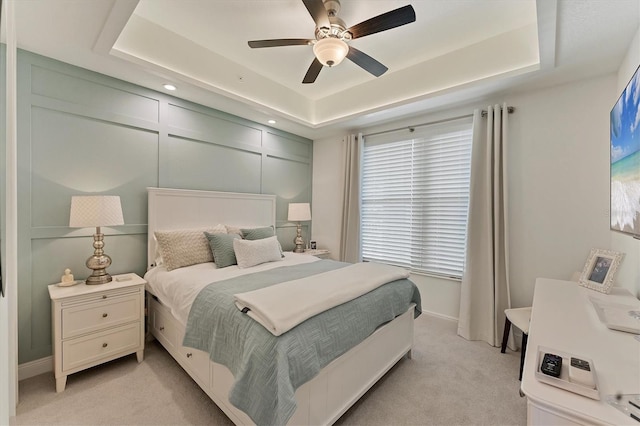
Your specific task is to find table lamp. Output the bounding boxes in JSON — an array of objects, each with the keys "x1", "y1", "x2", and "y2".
[
  {"x1": 69, "y1": 195, "x2": 124, "y2": 285},
  {"x1": 288, "y1": 203, "x2": 311, "y2": 253}
]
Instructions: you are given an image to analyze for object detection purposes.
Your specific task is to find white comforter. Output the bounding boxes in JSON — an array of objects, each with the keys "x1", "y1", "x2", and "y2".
[
  {"x1": 144, "y1": 253, "x2": 320, "y2": 326},
  {"x1": 234, "y1": 262, "x2": 410, "y2": 336}
]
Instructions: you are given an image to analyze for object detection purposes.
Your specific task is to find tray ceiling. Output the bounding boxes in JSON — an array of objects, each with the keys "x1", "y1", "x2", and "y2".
[
  {"x1": 110, "y1": 0, "x2": 540, "y2": 127},
  {"x1": 10, "y1": 0, "x2": 640, "y2": 139}
]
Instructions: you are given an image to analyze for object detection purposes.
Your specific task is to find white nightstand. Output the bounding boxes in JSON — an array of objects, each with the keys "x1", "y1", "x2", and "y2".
[
  {"x1": 302, "y1": 249, "x2": 331, "y2": 259},
  {"x1": 48, "y1": 273, "x2": 146, "y2": 392}
]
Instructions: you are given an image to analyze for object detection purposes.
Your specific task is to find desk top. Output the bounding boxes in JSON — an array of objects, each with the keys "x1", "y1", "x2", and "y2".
[{"x1": 521, "y1": 278, "x2": 640, "y2": 425}]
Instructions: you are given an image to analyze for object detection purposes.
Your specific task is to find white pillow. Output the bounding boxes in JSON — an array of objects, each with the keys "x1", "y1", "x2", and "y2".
[
  {"x1": 233, "y1": 236, "x2": 283, "y2": 269},
  {"x1": 155, "y1": 224, "x2": 226, "y2": 271}
]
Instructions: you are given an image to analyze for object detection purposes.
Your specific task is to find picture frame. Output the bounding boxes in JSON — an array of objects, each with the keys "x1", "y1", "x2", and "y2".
[{"x1": 578, "y1": 248, "x2": 625, "y2": 294}]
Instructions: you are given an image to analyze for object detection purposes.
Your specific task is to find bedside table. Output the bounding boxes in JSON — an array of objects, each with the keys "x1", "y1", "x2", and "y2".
[
  {"x1": 302, "y1": 249, "x2": 331, "y2": 259},
  {"x1": 48, "y1": 273, "x2": 146, "y2": 392}
]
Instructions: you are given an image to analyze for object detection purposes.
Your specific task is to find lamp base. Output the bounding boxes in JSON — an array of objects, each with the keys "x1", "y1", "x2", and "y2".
[
  {"x1": 85, "y1": 270, "x2": 113, "y2": 285},
  {"x1": 85, "y1": 252, "x2": 113, "y2": 285},
  {"x1": 293, "y1": 223, "x2": 305, "y2": 253},
  {"x1": 84, "y1": 229, "x2": 113, "y2": 285}
]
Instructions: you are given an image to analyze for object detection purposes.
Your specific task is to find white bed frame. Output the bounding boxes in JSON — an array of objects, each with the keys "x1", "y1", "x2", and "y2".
[{"x1": 145, "y1": 187, "x2": 415, "y2": 425}]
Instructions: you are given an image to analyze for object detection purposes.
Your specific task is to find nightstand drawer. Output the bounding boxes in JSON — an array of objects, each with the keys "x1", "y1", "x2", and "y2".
[
  {"x1": 62, "y1": 322, "x2": 141, "y2": 371},
  {"x1": 62, "y1": 293, "x2": 141, "y2": 339}
]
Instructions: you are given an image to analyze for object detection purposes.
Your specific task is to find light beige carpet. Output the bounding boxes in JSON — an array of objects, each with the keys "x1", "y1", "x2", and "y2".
[{"x1": 15, "y1": 315, "x2": 526, "y2": 425}]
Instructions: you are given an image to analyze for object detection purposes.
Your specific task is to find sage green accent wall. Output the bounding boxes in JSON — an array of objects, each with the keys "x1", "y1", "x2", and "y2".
[{"x1": 16, "y1": 50, "x2": 313, "y2": 363}]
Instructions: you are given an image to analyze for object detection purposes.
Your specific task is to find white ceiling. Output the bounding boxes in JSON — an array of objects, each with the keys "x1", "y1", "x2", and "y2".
[{"x1": 8, "y1": 0, "x2": 640, "y2": 140}]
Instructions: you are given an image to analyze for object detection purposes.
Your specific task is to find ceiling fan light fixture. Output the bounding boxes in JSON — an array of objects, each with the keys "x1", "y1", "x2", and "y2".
[{"x1": 313, "y1": 37, "x2": 348, "y2": 67}]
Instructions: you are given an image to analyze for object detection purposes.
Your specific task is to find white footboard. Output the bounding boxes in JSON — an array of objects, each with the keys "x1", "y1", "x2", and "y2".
[{"x1": 147, "y1": 293, "x2": 415, "y2": 425}]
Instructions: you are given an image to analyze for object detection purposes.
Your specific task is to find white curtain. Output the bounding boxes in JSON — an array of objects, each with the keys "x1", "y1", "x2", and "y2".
[
  {"x1": 340, "y1": 133, "x2": 362, "y2": 263},
  {"x1": 457, "y1": 104, "x2": 512, "y2": 348}
]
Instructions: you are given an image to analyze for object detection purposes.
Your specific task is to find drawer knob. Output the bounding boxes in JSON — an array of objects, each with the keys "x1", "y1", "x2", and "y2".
[
  {"x1": 186, "y1": 353, "x2": 192, "y2": 358},
  {"x1": 102, "y1": 313, "x2": 108, "y2": 318},
  {"x1": 159, "y1": 326, "x2": 165, "y2": 331},
  {"x1": 102, "y1": 343, "x2": 108, "y2": 348},
  {"x1": 102, "y1": 295, "x2": 107, "y2": 299}
]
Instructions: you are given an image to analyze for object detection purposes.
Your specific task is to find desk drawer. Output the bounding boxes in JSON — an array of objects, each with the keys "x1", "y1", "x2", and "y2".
[
  {"x1": 62, "y1": 322, "x2": 140, "y2": 371},
  {"x1": 62, "y1": 294, "x2": 141, "y2": 339}
]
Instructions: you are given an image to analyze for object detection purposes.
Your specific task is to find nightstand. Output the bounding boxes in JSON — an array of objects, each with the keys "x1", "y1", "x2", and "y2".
[
  {"x1": 48, "y1": 273, "x2": 146, "y2": 392},
  {"x1": 302, "y1": 249, "x2": 331, "y2": 259}
]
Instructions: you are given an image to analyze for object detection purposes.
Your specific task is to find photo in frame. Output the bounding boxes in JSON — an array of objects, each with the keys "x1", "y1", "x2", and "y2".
[{"x1": 579, "y1": 248, "x2": 625, "y2": 294}]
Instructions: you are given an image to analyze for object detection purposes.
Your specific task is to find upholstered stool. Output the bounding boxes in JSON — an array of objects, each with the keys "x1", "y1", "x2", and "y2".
[{"x1": 501, "y1": 307, "x2": 532, "y2": 381}]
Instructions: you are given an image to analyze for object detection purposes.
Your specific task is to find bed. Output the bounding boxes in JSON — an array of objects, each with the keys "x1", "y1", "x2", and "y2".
[{"x1": 144, "y1": 187, "x2": 421, "y2": 425}]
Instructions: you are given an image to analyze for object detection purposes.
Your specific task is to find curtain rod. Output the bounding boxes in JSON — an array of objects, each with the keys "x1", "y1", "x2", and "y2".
[
  {"x1": 362, "y1": 113, "x2": 473, "y2": 138},
  {"x1": 481, "y1": 106, "x2": 515, "y2": 117},
  {"x1": 362, "y1": 106, "x2": 516, "y2": 138}
]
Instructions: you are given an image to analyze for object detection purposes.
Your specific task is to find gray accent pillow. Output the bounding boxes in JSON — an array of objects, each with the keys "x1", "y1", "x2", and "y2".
[
  {"x1": 155, "y1": 224, "x2": 226, "y2": 271},
  {"x1": 233, "y1": 236, "x2": 283, "y2": 268},
  {"x1": 205, "y1": 232, "x2": 241, "y2": 268},
  {"x1": 241, "y1": 226, "x2": 275, "y2": 240}
]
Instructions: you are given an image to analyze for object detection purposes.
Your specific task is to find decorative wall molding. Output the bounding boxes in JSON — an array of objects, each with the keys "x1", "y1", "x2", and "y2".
[{"x1": 16, "y1": 50, "x2": 313, "y2": 364}]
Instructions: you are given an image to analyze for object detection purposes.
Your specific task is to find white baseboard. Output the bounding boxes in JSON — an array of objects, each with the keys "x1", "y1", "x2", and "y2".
[
  {"x1": 18, "y1": 356, "x2": 52, "y2": 381},
  {"x1": 421, "y1": 309, "x2": 458, "y2": 322}
]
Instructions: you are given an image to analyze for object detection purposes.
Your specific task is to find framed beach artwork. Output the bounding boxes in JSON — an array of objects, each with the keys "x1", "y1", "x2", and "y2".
[
  {"x1": 610, "y1": 64, "x2": 640, "y2": 239},
  {"x1": 579, "y1": 248, "x2": 624, "y2": 294}
]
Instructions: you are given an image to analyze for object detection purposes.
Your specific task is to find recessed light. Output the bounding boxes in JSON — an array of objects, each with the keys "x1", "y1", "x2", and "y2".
[
  {"x1": 163, "y1": 84, "x2": 177, "y2": 91},
  {"x1": 268, "y1": 119, "x2": 276, "y2": 124}
]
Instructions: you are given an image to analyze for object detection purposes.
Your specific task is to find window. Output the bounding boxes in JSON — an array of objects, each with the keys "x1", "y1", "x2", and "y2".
[{"x1": 361, "y1": 117, "x2": 473, "y2": 279}]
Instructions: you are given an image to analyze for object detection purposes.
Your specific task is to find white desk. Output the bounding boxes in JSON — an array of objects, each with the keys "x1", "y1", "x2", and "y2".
[{"x1": 521, "y1": 278, "x2": 640, "y2": 425}]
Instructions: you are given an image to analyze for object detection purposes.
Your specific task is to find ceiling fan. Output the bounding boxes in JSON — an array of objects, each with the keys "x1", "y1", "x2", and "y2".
[{"x1": 248, "y1": 0, "x2": 416, "y2": 84}]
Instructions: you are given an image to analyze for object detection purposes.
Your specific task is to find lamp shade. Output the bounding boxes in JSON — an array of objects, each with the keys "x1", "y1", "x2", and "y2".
[
  {"x1": 288, "y1": 203, "x2": 311, "y2": 222},
  {"x1": 313, "y1": 38, "x2": 348, "y2": 67},
  {"x1": 69, "y1": 195, "x2": 124, "y2": 228}
]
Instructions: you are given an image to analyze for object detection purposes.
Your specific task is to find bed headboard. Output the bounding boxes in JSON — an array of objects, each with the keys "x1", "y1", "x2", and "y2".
[{"x1": 147, "y1": 187, "x2": 277, "y2": 269}]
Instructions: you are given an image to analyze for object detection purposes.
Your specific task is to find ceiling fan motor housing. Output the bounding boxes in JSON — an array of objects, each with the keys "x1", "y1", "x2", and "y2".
[
  {"x1": 313, "y1": 7, "x2": 350, "y2": 68},
  {"x1": 315, "y1": 17, "x2": 350, "y2": 41}
]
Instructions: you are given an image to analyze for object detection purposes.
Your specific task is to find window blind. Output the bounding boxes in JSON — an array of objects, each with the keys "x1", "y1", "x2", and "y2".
[{"x1": 361, "y1": 117, "x2": 473, "y2": 279}]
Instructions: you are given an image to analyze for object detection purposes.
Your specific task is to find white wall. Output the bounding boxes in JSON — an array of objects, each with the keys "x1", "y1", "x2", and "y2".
[
  {"x1": 0, "y1": 296, "x2": 9, "y2": 424},
  {"x1": 612, "y1": 27, "x2": 640, "y2": 297},
  {"x1": 312, "y1": 73, "x2": 619, "y2": 318},
  {"x1": 505, "y1": 74, "x2": 617, "y2": 307},
  {"x1": 1, "y1": 0, "x2": 19, "y2": 421}
]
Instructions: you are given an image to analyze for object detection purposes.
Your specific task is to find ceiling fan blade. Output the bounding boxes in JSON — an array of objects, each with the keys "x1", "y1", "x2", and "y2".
[
  {"x1": 302, "y1": 0, "x2": 330, "y2": 29},
  {"x1": 302, "y1": 58, "x2": 323, "y2": 84},
  {"x1": 347, "y1": 4, "x2": 416, "y2": 39},
  {"x1": 248, "y1": 39, "x2": 313, "y2": 48},
  {"x1": 346, "y1": 46, "x2": 388, "y2": 77}
]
